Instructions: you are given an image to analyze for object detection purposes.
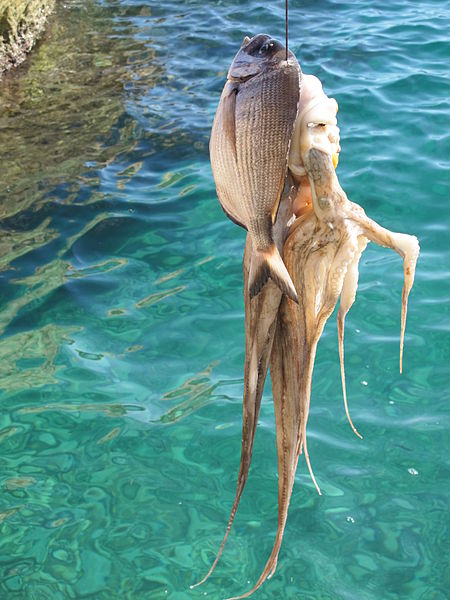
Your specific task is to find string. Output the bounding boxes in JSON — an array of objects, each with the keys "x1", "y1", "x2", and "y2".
[{"x1": 285, "y1": 0, "x2": 288, "y2": 60}]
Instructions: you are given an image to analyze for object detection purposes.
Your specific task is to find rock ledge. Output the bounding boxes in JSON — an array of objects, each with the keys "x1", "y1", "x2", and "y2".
[{"x1": 0, "y1": 0, "x2": 56, "y2": 76}]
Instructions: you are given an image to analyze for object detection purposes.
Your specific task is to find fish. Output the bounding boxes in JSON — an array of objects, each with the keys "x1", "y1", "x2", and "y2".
[{"x1": 210, "y1": 34, "x2": 301, "y2": 301}]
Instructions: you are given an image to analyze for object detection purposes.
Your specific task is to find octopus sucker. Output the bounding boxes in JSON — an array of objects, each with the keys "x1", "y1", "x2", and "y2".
[{"x1": 197, "y1": 36, "x2": 419, "y2": 598}]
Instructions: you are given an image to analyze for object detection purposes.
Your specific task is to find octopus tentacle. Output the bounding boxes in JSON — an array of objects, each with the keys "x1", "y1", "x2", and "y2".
[
  {"x1": 302, "y1": 142, "x2": 419, "y2": 376},
  {"x1": 230, "y1": 212, "x2": 355, "y2": 599},
  {"x1": 303, "y1": 433, "x2": 322, "y2": 494},
  {"x1": 337, "y1": 234, "x2": 367, "y2": 438},
  {"x1": 192, "y1": 183, "x2": 295, "y2": 589},
  {"x1": 229, "y1": 301, "x2": 303, "y2": 598},
  {"x1": 192, "y1": 262, "x2": 281, "y2": 588},
  {"x1": 347, "y1": 204, "x2": 420, "y2": 373},
  {"x1": 226, "y1": 294, "x2": 307, "y2": 599}
]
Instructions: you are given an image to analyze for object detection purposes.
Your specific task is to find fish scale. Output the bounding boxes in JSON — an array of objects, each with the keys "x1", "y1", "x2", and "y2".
[{"x1": 236, "y1": 69, "x2": 297, "y2": 230}]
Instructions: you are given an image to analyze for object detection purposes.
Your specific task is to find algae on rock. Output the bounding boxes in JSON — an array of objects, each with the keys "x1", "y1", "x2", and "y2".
[
  {"x1": 0, "y1": 0, "x2": 55, "y2": 75},
  {"x1": 0, "y1": 0, "x2": 162, "y2": 224}
]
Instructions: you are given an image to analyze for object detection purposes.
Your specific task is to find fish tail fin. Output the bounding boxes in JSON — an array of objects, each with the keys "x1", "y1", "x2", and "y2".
[{"x1": 248, "y1": 244, "x2": 298, "y2": 302}]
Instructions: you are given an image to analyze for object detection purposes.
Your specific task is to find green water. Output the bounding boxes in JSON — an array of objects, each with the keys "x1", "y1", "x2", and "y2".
[{"x1": 0, "y1": 1, "x2": 448, "y2": 598}]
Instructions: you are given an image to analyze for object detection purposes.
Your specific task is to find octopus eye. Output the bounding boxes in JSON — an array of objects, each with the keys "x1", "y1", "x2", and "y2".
[{"x1": 307, "y1": 122, "x2": 327, "y2": 129}]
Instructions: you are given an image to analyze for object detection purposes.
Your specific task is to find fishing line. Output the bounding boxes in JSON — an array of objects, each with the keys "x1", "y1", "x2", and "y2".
[{"x1": 285, "y1": 0, "x2": 288, "y2": 60}]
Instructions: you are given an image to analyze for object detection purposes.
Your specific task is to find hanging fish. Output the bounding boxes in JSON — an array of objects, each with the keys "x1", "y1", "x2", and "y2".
[{"x1": 210, "y1": 33, "x2": 301, "y2": 301}]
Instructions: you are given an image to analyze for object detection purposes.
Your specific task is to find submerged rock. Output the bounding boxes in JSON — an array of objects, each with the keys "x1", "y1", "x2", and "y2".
[{"x1": 0, "y1": 0, "x2": 56, "y2": 75}]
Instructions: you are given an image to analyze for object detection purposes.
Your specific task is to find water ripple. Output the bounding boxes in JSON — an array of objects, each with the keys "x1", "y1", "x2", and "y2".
[{"x1": 0, "y1": 0, "x2": 448, "y2": 598}]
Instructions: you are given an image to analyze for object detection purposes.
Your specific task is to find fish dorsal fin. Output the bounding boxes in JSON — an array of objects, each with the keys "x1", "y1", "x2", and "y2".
[{"x1": 222, "y1": 84, "x2": 238, "y2": 159}]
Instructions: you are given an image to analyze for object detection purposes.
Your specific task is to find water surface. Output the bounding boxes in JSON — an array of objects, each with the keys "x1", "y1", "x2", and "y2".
[{"x1": 0, "y1": 1, "x2": 449, "y2": 598}]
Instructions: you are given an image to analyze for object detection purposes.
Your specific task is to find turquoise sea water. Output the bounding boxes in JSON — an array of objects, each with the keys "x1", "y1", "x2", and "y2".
[{"x1": 0, "y1": 1, "x2": 449, "y2": 598}]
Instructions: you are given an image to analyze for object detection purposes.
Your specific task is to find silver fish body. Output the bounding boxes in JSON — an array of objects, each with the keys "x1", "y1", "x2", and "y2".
[{"x1": 210, "y1": 34, "x2": 301, "y2": 301}]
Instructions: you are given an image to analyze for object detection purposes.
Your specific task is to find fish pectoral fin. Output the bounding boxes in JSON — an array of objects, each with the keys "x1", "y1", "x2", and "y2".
[
  {"x1": 222, "y1": 84, "x2": 238, "y2": 157},
  {"x1": 248, "y1": 244, "x2": 298, "y2": 303},
  {"x1": 220, "y1": 201, "x2": 246, "y2": 229}
]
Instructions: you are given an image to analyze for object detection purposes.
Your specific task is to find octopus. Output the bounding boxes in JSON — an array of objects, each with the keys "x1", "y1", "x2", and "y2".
[{"x1": 193, "y1": 71, "x2": 420, "y2": 599}]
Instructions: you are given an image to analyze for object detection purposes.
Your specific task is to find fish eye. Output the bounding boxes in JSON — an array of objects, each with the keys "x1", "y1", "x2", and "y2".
[{"x1": 259, "y1": 40, "x2": 275, "y2": 54}]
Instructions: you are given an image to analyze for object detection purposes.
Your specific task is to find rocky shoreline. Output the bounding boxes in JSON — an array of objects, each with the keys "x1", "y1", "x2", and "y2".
[{"x1": 0, "y1": 0, "x2": 56, "y2": 76}]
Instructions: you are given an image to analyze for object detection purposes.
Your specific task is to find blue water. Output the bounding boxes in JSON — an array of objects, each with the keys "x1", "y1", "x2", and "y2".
[{"x1": 0, "y1": 1, "x2": 449, "y2": 598}]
